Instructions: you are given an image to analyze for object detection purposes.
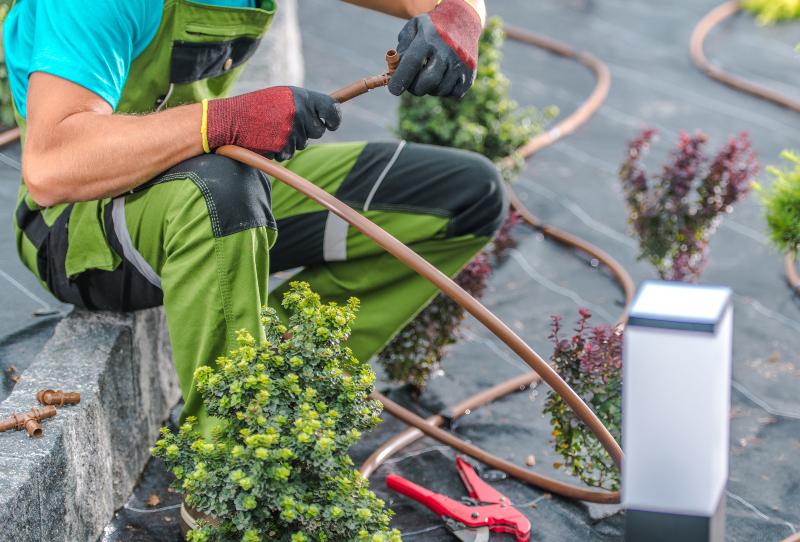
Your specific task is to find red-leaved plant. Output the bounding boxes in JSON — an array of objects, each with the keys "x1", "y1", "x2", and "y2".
[
  {"x1": 619, "y1": 129, "x2": 758, "y2": 282},
  {"x1": 543, "y1": 309, "x2": 622, "y2": 490}
]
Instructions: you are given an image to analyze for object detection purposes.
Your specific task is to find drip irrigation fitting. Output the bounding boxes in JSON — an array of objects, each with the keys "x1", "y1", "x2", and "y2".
[
  {"x1": 36, "y1": 389, "x2": 81, "y2": 407},
  {"x1": 0, "y1": 405, "x2": 57, "y2": 438},
  {"x1": 690, "y1": 1, "x2": 800, "y2": 113},
  {"x1": 330, "y1": 50, "x2": 399, "y2": 103}
]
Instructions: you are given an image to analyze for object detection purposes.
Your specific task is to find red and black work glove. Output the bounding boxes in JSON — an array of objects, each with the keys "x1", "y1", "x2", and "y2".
[
  {"x1": 204, "y1": 86, "x2": 341, "y2": 161},
  {"x1": 388, "y1": 0, "x2": 484, "y2": 98}
]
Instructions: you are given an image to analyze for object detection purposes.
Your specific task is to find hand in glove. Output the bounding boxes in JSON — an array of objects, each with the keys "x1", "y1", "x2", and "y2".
[
  {"x1": 202, "y1": 86, "x2": 341, "y2": 160},
  {"x1": 388, "y1": 0, "x2": 485, "y2": 98}
]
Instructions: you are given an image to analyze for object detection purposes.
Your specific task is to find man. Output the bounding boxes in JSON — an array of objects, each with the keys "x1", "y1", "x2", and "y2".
[{"x1": 5, "y1": 0, "x2": 504, "y2": 433}]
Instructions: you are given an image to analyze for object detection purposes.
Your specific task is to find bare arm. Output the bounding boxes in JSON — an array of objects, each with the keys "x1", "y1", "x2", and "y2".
[
  {"x1": 23, "y1": 72, "x2": 204, "y2": 207},
  {"x1": 340, "y1": 0, "x2": 438, "y2": 19}
]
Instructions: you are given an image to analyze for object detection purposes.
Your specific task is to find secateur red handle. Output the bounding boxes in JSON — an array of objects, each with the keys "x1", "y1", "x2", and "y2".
[
  {"x1": 386, "y1": 473, "x2": 532, "y2": 542},
  {"x1": 386, "y1": 473, "x2": 473, "y2": 518},
  {"x1": 456, "y1": 456, "x2": 508, "y2": 504}
]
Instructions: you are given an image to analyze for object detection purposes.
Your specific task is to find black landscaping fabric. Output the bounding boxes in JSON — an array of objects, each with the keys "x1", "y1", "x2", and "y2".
[{"x1": 0, "y1": 0, "x2": 797, "y2": 540}]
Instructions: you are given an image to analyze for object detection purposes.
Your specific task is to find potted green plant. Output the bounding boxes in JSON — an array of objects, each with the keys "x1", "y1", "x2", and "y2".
[
  {"x1": 378, "y1": 17, "x2": 554, "y2": 393},
  {"x1": 153, "y1": 282, "x2": 400, "y2": 542}
]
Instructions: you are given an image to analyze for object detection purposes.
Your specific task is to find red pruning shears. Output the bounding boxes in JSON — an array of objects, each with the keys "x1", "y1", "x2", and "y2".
[{"x1": 386, "y1": 457, "x2": 531, "y2": 542}]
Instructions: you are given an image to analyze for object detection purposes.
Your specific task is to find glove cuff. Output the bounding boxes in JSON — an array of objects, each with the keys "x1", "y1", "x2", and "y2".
[
  {"x1": 438, "y1": 0, "x2": 486, "y2": 26},
  {"x1": 201, "y1": 99, "x2": 211, "y2": 154},
  {"x1": 430, "y1": 0, "x2": 483, "y2": 70},
  {"x1": 206, "y1": 87, "x2": 295, "y2": 154}
]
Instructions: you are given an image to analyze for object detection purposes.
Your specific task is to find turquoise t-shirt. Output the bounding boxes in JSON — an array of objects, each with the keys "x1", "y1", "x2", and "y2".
[{"x1": 3, "y1": 0, "x2": 256, "y2": 119}]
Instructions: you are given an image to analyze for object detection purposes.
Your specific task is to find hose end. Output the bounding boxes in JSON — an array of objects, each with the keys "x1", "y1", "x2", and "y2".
[{"x1": 386, "y1": 49, "x2": 399, "y2": 75}]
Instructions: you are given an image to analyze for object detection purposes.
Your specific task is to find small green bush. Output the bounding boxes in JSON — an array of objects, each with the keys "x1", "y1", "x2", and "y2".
[
  {"x1": 379, "y1": 17, "x2": 553, "y2": 392},
  {"x1": 757, "y1": 150, "x2": 800, "y2": 254},
  {"x1": 742, "y1": 0, "x2": 800, "y2": 24},
  {"x1": 543, "y1": 310, "x2": 622, "y2": 491},
  {"x1": 153, "y1": 282, "x2": 400, "y2": 542}
]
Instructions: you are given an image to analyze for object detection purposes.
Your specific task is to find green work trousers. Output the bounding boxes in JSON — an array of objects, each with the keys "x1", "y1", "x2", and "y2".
[{"x1": 18, "y1": 141, "x2": 506, "y2": 432}]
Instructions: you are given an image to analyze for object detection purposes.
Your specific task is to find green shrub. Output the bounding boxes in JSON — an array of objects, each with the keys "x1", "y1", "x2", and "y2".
[
  {"x1": 378, "y1": 17, "x2": 553, "y2": 392},
  {"x1": 742, "y1": 0, "x2": 800, "y2": 24},
  {"x1": 153, "y1": 282, "x2": 400, "y2": 542},
  {"x1": 543, "y1": 310, "x2": 622, "y2": 491},
  {"x1": 757, "y1": 150, "x2": 800, "y2": 254},
  {"x1": 0, "y1": 0, "x2": 15, "y2": 128}
]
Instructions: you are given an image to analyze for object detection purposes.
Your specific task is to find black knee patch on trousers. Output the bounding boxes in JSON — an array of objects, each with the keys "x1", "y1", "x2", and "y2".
[
  {"x1": 336, "y1": 142, "x2": 507, "y2": 238},
  {"x1": 15, "y1": 200, "x2": 164, "y2": 311},
  {"x1": 144, "y1": 154, "x2": 277, "y2": 237}
]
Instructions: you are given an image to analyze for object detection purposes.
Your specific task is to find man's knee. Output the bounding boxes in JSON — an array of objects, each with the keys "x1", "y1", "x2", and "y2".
[
  {"x1": 446, "y1": 151, "x2": 507, "y2": 238},
  {"x1": 160, "y1": 154, "x2": 276, "y2": 238}
]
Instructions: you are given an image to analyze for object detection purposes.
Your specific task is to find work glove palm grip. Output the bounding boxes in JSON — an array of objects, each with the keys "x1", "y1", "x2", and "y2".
[
  {"x1": 207, "y1": 86, "x2": 341, "y2": 160},
  {"x1": 389, "y1": 0, "x2": 482, "y2": 98}
]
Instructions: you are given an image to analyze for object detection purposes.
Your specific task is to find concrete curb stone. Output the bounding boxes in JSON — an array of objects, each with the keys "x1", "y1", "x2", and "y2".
[{"x1": 0, "y1": 308, "x2": 180, "y2": 542}]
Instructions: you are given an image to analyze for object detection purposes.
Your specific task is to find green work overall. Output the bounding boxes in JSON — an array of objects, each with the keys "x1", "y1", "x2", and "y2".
[{"x1": 12, "y1": 0, "x2": 506, "y2": 433}]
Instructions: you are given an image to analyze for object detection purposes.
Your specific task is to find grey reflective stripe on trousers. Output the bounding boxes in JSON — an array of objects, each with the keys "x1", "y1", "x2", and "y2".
[
  {"x1": 111, "y1": 197, "x2": 162, "y2": 289},
  {"x1": 322, "y1": 212, "x2": 348, "y2": 262},
  {"x1": 363, "y1": 140, "x2": 406, "y2": 212},
  {"x1": 323, "y1": 140, "x2": 406, "y2": 263}
]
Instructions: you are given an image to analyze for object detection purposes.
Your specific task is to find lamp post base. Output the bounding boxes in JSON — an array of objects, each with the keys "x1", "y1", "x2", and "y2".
[{"x1": 625, "y1": 497, "x2": 725, "y2": 542}]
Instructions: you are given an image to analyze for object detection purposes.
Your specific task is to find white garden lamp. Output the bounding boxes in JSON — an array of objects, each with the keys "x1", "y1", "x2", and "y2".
[{"x1": 623, "y1": 280, "x2": 732, "y2": 542}]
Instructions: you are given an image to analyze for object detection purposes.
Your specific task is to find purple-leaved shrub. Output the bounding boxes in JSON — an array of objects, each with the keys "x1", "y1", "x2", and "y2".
[{"x1": 619, "y1": 129, "x2": 758, "y2": 282}]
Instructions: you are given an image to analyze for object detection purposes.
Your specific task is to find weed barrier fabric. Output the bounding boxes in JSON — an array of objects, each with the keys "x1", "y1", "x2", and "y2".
[{"x1": 100, "y1": 0, "x2": 798, "y2": 540}]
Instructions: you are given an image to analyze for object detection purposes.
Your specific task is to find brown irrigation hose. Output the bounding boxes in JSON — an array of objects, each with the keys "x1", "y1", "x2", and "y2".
[
  {"x1": 502, "y1": 25, "x2": 633, "y2": 315},
  {"x1": 0, "y1": 127, "x2": 20, "y2": 148},
  {"x1": 374, "y1": 389, "x2": 619, "y2": 503},
  {"x1": 502, "y1": 25, "x2": 612, "y2": 165},
  {"x1": 360, "y1": 372, "x2": 539, "y2": 478},
  {"x1": 506, "y1": 189, "x2": 635, "y2": 320},
  {"x1": 784, "y1": 253, "x2": 800, "y2": 292},
  {"x1": 690, "y1": 0, "x2": 800, "y2": 113}
]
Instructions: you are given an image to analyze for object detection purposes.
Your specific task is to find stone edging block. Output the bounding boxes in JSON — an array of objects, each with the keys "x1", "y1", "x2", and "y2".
[{"x1": 0, "y1": 308, "x2": 180, "y2": 542}]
